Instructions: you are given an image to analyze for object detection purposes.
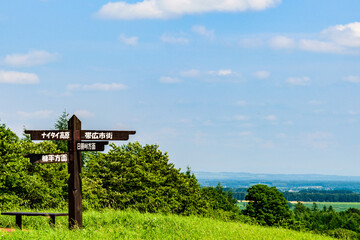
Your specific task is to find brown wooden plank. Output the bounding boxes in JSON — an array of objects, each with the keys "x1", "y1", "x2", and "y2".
[
  {"x1": 80, "y1": 130, "x2": 135, "y2": 140},
  {"x1": 1, "y1": 212, "x2": 68, "y2": 216},
  {"x1": 76, "y1": 141, "x2": 108, "y2": 151},
  {"x1": 24, "y1": 130, "x2": 71, "y2": 140},
  {"x1": 24, "y1": 153, "x2": 69, "y2": 164}
]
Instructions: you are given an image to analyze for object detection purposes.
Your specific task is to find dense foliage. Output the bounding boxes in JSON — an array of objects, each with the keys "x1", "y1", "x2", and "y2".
[
  {"x1": 82, "y1": 142, "x2": 240, "y2": 218},
  {"x1": 243, "y1": 184, "x2": 293, "y2": 226},
  {"x1": 0, "y1": 123, "x2": 68, "y2": 209},
  {"x1": 283, "y1": 190, "x2": 360, "y2": 202},
  {"x1": 227, "y1": 188, "x2": 360, "y2": 202},
  {"x1": 294, "y1": 203, "x2": 360, "y2": 239},
  {"x1": 0, "y1": 121, "x2": 239, "y2": 219},
  {"x1": 83, "y1": 143, "x2": 207, "y2": 214}
]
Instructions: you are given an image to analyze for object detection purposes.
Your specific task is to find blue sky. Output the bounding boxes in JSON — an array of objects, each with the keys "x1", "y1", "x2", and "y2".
[{"x1": 1, "y1": 0, "x2": 360, "y2": 175}]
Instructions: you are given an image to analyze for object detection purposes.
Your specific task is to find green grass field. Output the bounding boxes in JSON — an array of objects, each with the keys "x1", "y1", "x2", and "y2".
[
  {"x1": 299, "y1": 202, "x2": 360, "y2": 212},
  {"x1": 0, "y1": 209, "x2": 335, "y2": 240}
]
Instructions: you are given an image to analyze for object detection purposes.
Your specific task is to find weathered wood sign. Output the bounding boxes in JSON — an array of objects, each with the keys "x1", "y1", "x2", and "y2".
[
  {"x1": 23, "y1": 115, "x2": 136, "y2": 229},
  {"x1": 76, "y1": 141, "x2": 108, "y2": 151},
  {"x1": 24, "y1": 153, "x2": 69, "y2": 164},
  {"x1": 24, "y1": 130, "x2": 72, "y2": 140},
  {"x1": 80, "y1": 130, "x2": 135, "y2": 140}
]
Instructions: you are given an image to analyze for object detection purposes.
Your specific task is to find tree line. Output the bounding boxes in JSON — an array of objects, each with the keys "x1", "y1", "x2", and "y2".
[
  {"x1": 227, "y1": 188, "x2": 360, "y2": 202},
  {"x1": 1, "y1": 113, "x2": 360, "y2": 239},
  {"x1": 0, "y1": 117, "x2": 239, "y2": 220}
]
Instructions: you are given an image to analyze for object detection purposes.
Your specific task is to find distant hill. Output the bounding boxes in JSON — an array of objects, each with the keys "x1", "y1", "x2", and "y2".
[
  {"x1": 194, "y1": 172, "x2": 360, "y2": 192},
  {"x1": 194, "y1": 172, "x2": 360, "y2": 181}
]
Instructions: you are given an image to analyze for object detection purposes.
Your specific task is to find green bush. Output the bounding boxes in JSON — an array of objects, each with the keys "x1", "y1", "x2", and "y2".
[
  {"x1": 82, "y1": 142, "x2": 241, "y2": 218},
  {"x1": 243, "y1": 184, "x2": 294, "y2": 226},
  {"x1": 0, "y1": 122, "x2": 68, "y2": 210},
  {"x1": 83, "y1": 142, "x2": 209, "y2": 215}
]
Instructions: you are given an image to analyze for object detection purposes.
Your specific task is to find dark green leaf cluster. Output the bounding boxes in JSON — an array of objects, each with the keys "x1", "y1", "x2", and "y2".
[
  {"x1": 243, "y1": 184, "x2": 293, "y2": 226},
  {"x1": 283, "y1": 190, "x2": 360, "y2": 202},
  {"x1": 82, "y1": 142, "x2": 240, "y2": 218},
  {"x1": 293, "y1": 203, "x2": 360, "y2": 239},
  {"x1": 0, "y1": 122, "x2": 68, "y2": 210}
]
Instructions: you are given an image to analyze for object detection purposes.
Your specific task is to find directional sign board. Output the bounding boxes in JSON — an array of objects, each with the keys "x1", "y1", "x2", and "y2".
[
  {"x1": 24, "y1": 153, "x2": 69, "y2": 164},
  {"x1": 24, "y1": 115, "x2": 136, "y2": 229},
  {"x1": 24, "y1": 130, "x2": 71, "y2": 140},
  {"x1": 76, "y1": 141, "x2": 108, "y2": 151},
  {"x1": 80, "y1": 130, "x2": 135, "y2": 140}
]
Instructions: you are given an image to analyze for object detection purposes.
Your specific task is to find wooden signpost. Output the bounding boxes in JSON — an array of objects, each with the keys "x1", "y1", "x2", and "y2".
[
  {"x1": 24, "y1": 153, "x2": 69, "y2": 164},
  {"x1": 24, "y1": 115, "x2": 136, "y2": 229}
]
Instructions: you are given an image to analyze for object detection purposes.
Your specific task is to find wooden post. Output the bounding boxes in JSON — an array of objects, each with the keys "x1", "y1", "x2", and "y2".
[
  {"x1": 15, "y1": 215, "x2": 22, "y2": 229},
  {"x1": 68, "y1": 115, "x2": 82, "y2": 229}
]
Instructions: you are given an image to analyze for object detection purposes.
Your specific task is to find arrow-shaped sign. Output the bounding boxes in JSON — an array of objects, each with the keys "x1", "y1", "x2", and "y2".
[
  {"x1": 80, "y1": 130, "x2": 135, "y2": 140},
  {"x1": 76, "y1": 141, "x2": 109, "y2": 151},
  {"x1": 24, "y1": 130, "x2": 71, "y2": 140},
  {"x1": 24, "y1": 153, "x2": 69, "y2": 164}
]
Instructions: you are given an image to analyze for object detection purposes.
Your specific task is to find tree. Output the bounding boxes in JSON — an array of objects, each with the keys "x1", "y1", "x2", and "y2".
[
  {"x1": 53, "y1": 110, "x2": 69, "y2": 152},
  {"x1": 243, "y1": 184, "x2": 293, "y2": 226},
  {"x1": 82, "y1": 142, "x2": 208, "y2": 215},
  {"x1": 0, "y1": 122, "x2": 68, "y2": 209}
]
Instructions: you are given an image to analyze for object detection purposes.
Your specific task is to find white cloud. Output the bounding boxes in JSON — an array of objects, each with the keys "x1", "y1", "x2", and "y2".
[
  {"x1": 268, "y1": 22, "x2": 360, "y2": 54},
  {"x1": 209, "y1": 69, "x2": 233, "y2": 76},
  {"x1": 161, "y1": 34, "x2": 189, "y2": 44},
  {"x1": 348, "y1": 110, "x2": 358, "y2": 115},
  {"x1": 253, "y1": 70, "x2": 270, "y2": 79},
  {"x1": 298, "y1": 39, "x2": 344, "y2": 54},
  {"x1": 239, "y1": 131, "x2": 252, "y2": 136},
  {"x1": 180, "y1": 69, "x2": 200, "y2": 77},
  {"x1": 0, "y1": 70, "x2": 39, "y2": 84},
  {"x1": 97, "y1": 0, "x2": 281, "y2": 20},
  {"x1": 192, "y1": 25, "x2": 214, "y2": 39},
  {"x1": 234, "y1": 115, "x2": 249, "y2": 121},
  {"x1": 236, "y1": 100, "x2": 247, "y2": 106},
  {"x1": 343, "y1": 75, "x2": 360, "y2": 83},
  {"x1": 276, "y1": 133, "x2": 287, "y2": 138},
  {"x1": 17, "y1": 110, "x2": 53, "y2": 118},
  {"x1": 159, "y1": 76, "x2": 182, "y2": 83},
  {"x1": 283, "y1": 121, "x2": 294, "y2": 125},
  {"x1": 74, "y1": 110, "x2": 94, "y2": 118},
  {"x1": 4, "y1": 50, "x2": 59, "y2": 67},
  {"x1": 308, "y1": 100, "x2": 323, "y2": 105},
  {"x1": 67, "y1": 83, "x2": 127, "y2": 91},
  {"x1": 269, "y1": 35, "x2": 295, "y2": 49},
  {"x1": 265, "y1": 115, "x2": 277, "y2": 121},
  {"x1": 322, "y1": 22, "x2": 360, "y2": 47},
  {"x1": 286, "y1": 76, "x2": 310, "y2": 86},
  {"x1": 302, "y1": 131, "x2": 334, "y2": 149},
  {"x1": 119, "y1": 34, "x2": 138, "y2": 46}
]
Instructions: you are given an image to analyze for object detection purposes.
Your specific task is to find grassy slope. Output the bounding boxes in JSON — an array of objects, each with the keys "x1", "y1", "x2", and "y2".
[{"x1": 0, "y1": 210, "x2": 335, "y2": 240}]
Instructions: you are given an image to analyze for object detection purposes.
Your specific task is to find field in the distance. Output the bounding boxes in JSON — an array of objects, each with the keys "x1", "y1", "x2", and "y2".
[
  {"x1": 238, "y1": 201, "x2": 360, "y2": 212},
  {"x1": 299, "y1": 202, "x2": 360, "y2": 212},
  {"x1": 0, "y1": 209, "x2": 335, "y2": 240}
]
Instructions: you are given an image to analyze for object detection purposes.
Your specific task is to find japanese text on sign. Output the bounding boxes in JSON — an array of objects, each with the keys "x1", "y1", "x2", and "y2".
[
  {"x1": 41, "y1": 154, "x2": 68, "y2": 163},
  {"x1": 41, "y1": 131, "x2": 70, "y2": 140},
  {"x1": 84, "y1": 132, "x2": 113, "y2": 140},
  {"x1": 77, "y1": 142, "x2": 96, "y2": 151}
]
